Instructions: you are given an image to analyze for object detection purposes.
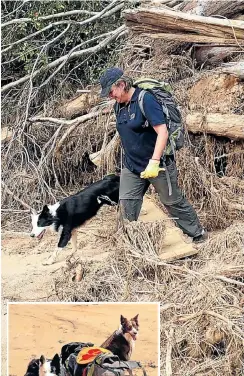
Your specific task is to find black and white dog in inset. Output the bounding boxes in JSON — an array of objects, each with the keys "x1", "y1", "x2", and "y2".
[
  {"x1": 24, "y1": 354, "x2": 60, "y2": 376},
  {"x1": 30, "y1": 174, "x2": 120, "y2": 265}
]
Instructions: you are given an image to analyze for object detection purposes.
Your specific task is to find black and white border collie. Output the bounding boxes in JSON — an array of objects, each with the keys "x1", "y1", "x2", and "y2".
[
  {"x1": 30, "y1": 174, "x2": 120, "y2": 265},
  {"x1": 24, "y1": 354, "x2": 60, "y2": 376}
]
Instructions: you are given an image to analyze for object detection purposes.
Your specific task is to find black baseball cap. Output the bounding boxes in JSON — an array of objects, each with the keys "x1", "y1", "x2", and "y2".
[{"x1": 100, "y1": 67, "x2": 124, "y2": 98}]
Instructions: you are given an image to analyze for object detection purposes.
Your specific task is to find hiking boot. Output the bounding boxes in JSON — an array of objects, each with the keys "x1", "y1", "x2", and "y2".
[{"x1": 193, "y1": 230, "x2": 208, "y2": 244}]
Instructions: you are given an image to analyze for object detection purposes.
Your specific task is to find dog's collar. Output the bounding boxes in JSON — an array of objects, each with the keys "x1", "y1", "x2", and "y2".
[{"x1": 97, "y1": 195, "x2": 117, "y2": 206}]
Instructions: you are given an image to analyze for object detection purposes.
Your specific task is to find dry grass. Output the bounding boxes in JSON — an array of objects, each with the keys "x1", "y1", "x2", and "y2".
[
  {"x1": 1, "y1": 105, "x2": 121, "y2": 220},
  {"x1": 54, "y1": 219, "x2": 244, "y2": 375},
  {"x1": 175, "y1": 145, "x2": 244, "y2": 230}
]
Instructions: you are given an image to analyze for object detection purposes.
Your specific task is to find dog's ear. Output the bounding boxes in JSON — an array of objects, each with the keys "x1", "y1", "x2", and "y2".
[
  {"x1": 51, "y1": 353, "x2": 60, "y2": 373},
  {"x1": 39, "y1": 355, "x2": 46, "y2": 365},
  {"x1": 120, "y1": 314, "x2": 126, "y2": 325},
  {"x1": 51, "y1": 353, "x2": 60, "y2": 363},
  {"x1": 42, "y1": 205, "x2": 49, "y2": 214},
  {"x1": 132, "y1": 314, "x2": 139, "y2": 325}
]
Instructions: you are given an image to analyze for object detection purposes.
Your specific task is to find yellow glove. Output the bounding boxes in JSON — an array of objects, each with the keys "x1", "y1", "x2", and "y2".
[{"x1": 140, "y1": 159, "x2": 165, "y2": 179}]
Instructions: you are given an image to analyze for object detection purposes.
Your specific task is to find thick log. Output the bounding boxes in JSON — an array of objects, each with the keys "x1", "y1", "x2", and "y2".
[
  {"x1": 182, "y1": 2, "x2": 244, "y2": 66},
  {"x1": 145, "y1": 32, "x2": 244, "y2": 45},
  {"x1": 186, "y1": 112, "x2": 244, "y2": 140},
  {"x1": 123, "y1": 8, "x2": 244, "y2": 45},
  {"x1": 58, "y1": 90, "x2": 100, "y2": 119},
  {"x1": 148, "y1": 0, "x2": 182, "y2": 7},
  {"x1": 220, "y1": 61, "x2": 244, "y2": 80},
  {"x1": 182, "y1": 0, "x2": 244, "y2": 18},
  {"x1": 89, "y1": 132, "x2": 120, "y2": 167},
  {"x1": 1, "y1": 127, "x2": 12, "y2": 142},
  {"x1": 192, "y1": 46, "x2": 237, "y2": 66}
]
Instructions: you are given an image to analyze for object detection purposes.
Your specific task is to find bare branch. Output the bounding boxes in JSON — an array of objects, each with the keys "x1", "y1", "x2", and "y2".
[
  {"x1": 1, "y1": 9, "x2": 97, "y2": 27},
  {"x1": 1, "y1": 0, "x2": 124, "y2": 28},
  {"x1": 28, "y1": 107, "x2": 113, "y2": 158},
  {"x1": 53, "y1": 110, "x2": 107, "y2": 157},
  {"x1": 38, "y1": 29, "x2": 113, "y2": 89},
  {"x1": 1, "y1": 0, "x2": 30, "y2": 20},
  {"x1": 1, "y1": 181, "x2": 33, "y2": 210},
  {"x1": 2, "y1": 21, "x2": 70, "y2": 53},
  {"x1": 28, "y1": 116, "x2": 71, "y2": 125},
  {"x1": 1, "y1": 25, "x2": 127, "y2": 93}
]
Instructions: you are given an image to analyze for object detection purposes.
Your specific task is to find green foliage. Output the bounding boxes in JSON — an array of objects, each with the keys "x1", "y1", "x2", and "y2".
[
  {"x1": 1, "y1": 1, "x2": 134, "y2": 84},
  {"x1": 1, "y1": 0, "x2": 139, "y2": 127}
]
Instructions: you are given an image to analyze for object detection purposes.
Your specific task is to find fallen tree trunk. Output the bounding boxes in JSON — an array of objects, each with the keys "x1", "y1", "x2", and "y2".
[
  {"x1": 146, "y1": 32, "x2": 244, "y2": 45},
  {"x1": 192, "y1": 46, "x2": 237, "y2": 66},
  {"x1": 186, "y1": 112, "x2": 244, "y2": 140},
  {"x1": 58, "y1": 90, "x2": 100, "y2": 119},
  {"x1": 89, "y1": 132, "x2": 120, "y2": 167},
  {"x1": 182, "y1": 0, "x2": 244, "y2": 18},
  {"x1": 220, "y1": 61, "x2": 244, "y2": 80},
  {"x1": 123, "y1": 8, "x2": 244, "y2": 45}
]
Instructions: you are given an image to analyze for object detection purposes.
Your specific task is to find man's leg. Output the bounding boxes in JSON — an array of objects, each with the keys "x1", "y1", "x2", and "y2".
[
  {"x1": 119, "y1": 168, "x2": 149, "y2": 221},
  {"x1": 149, "y1": 161, "x2": 204, "y2": 238}
]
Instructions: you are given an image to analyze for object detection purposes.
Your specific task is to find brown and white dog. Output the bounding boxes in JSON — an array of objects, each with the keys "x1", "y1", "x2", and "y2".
[{"x1": 100, "y1": 314, "x2": 139, "y2": 361}]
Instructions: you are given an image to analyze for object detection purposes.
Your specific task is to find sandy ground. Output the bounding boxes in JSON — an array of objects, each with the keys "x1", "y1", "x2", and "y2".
[
  {"x1": 8, "y1": 303, "x2": 159, "y2": 376},
  {"x1": 2, "y1": 196, "x2": 197, "y2": 376}
]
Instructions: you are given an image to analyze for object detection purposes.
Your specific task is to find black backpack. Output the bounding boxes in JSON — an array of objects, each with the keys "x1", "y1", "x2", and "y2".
[
  {"x1": 135, "y1": 78, "x2": 184, "y2": 158},
  {"x1": 61, "y1": 342, "x2": 147, "y2": 376},
  {"x1": 61, "y1": 342, "x2": 94, "y2": 366}
]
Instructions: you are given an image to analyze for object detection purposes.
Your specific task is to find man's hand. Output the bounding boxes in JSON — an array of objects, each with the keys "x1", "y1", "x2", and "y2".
[{"x1": 140, "y1": 159, "x2": 165, "y2": 179}]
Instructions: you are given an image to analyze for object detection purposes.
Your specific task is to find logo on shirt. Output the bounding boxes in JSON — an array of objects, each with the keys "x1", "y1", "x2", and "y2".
[
  {"x1": 142, "y1": 120, "x2": 149, "y2": 128},
  {"x1": 130, "y1": 113, "x2": 135, "y2": 120}
]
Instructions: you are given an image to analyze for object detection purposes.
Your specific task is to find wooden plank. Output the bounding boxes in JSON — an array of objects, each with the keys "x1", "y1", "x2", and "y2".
[
  {"x1": 140, "y1": 197, "x2": 198, "y2": 262},
  {"x1": 159, "y1": 227, "x2": 198, "y2": 261}
]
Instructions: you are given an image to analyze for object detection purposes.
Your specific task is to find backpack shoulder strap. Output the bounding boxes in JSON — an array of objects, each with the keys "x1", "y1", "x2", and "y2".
[
  {"x1": 138, "y1": 88, "x2": 169, "y2": 124},
  {"x1": 138, "y1": 89, "x2": 147, "y2": 118},
  {"x1": 114, "y1": 101, "x2": 120, "y2": 116}
]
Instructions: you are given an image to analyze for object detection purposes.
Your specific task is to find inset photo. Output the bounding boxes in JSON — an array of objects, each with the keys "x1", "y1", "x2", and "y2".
[{"x1": 8, "y1": 302, "x2": 160, "y2": 376}]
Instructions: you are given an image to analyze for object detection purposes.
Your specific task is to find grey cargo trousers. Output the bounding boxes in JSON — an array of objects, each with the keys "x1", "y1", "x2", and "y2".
[{"x1": 119, "y1": 161, "x2": 203, "y2": 238}]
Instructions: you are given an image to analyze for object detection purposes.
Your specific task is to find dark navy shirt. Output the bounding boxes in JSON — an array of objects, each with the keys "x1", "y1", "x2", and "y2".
[{"x1": 115, "y1": 87, "x2": 166, "y2": 175}]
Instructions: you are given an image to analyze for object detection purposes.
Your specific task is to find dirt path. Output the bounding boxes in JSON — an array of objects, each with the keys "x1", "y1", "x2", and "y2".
[
  {"x1": 2, "y1": 197, "x2": 196, "y2": 302},
  {"x1": 8, "y1": 303, "x2": 159, "y2": 376}
]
